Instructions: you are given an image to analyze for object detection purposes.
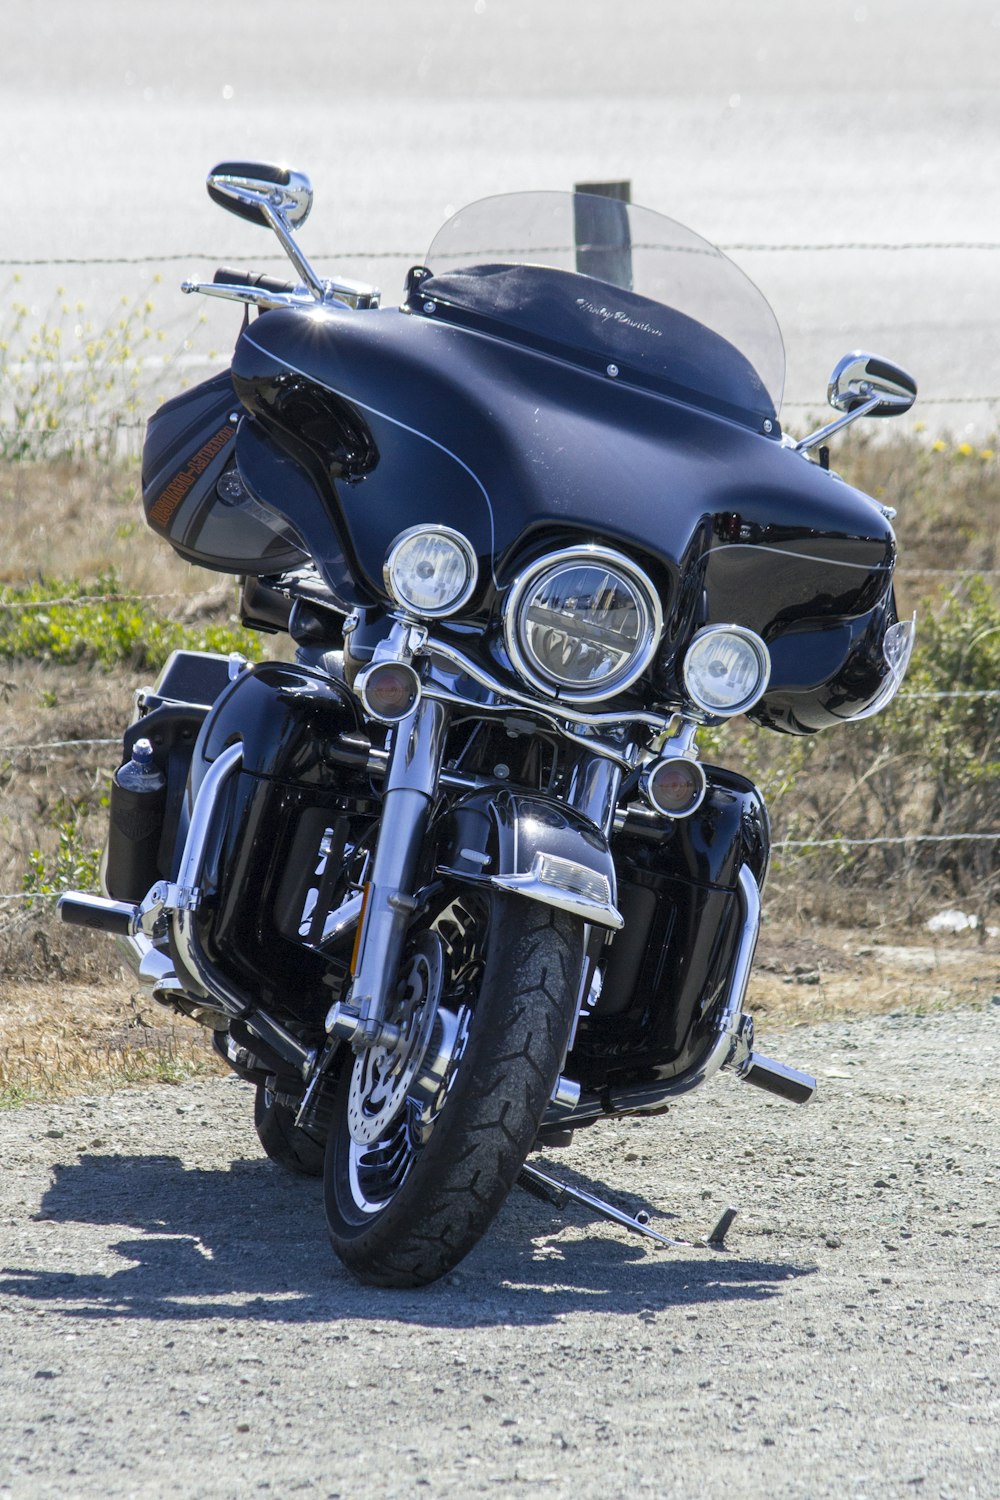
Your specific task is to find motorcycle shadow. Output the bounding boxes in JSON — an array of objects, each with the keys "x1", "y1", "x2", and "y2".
[{"x1": 0, "y1": 1151, "x2": 814, "y2": 1327}]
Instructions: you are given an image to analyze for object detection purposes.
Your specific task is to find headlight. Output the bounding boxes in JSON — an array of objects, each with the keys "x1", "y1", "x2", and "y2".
[
  {"x1": 683, "y1": 624, "x2": 771, "y2": 716},
  {"x1": 384, "y1": 525, "x2": 478, "y2": 617},
  {"x1": 504, "y1": 546, "x2": 662, "y2": 703}
]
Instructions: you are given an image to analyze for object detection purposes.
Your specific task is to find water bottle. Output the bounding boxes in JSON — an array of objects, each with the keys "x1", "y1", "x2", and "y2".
[{"x1": 104, "y1": 737, "x2": 167, "y2": 902}]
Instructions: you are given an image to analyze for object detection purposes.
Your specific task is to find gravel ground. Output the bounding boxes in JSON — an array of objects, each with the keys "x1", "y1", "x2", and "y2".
[{"x1": 0, "y1": 1004, "x2": 997, "y2": 1500}]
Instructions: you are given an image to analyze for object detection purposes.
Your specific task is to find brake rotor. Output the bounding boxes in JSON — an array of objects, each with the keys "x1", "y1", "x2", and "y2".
[{"x1": 347, "y1": 931, "x2": 444, "y2": 1145}]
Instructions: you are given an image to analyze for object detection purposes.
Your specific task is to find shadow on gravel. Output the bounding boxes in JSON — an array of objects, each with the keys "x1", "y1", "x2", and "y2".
[{"x1": 0, "y1": 1152, "x2": 814, "y2": 1327}]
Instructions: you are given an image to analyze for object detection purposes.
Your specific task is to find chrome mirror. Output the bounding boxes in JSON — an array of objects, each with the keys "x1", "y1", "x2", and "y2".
[
  {"x1": 828, "y1": 352, "x2": 917, "y2": 418},
  {"x1": 206, "y1": 161, "x2": 322, "y2": 297},
  {"x1": 207, "y1": 162, "x2": 314, "y2": 230},
  {"x1": 795, "y1": 351, "x2": 917, "y2": 454}
]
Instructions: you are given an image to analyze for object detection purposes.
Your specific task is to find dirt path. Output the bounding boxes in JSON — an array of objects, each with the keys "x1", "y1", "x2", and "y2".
[{"x1": 0, "y1": 1004, "x2": 997, "y2": 1499}]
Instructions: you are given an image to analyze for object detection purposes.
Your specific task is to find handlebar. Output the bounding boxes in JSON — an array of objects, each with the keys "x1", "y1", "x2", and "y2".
[
  {"x1": 181, "y1": 267, "x2": 380, "y2": 311},
  {"x1": 213, "y1": 266, "x2": 300, "y2": 296}
]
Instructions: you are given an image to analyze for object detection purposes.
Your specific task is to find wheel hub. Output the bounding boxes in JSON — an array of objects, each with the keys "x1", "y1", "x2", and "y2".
[{"x1": 347, "y1": 932, "x2": 444, "y2": 1145}]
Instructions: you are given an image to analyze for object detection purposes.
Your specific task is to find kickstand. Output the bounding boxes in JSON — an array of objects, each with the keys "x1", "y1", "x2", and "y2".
[{"x1": 519, "y1": 1161, "x2": 736, "y2": 1252}]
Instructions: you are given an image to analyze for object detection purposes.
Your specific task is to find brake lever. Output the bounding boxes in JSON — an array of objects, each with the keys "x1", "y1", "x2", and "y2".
[{"x1": 180, "y1": 280, "x2": 332, "y2": 311}]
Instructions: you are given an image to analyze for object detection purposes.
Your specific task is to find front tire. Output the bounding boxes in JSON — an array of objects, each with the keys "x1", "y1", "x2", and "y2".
[{"x1": 324, "y1": 891, "x2": 583, "y2": 1287}]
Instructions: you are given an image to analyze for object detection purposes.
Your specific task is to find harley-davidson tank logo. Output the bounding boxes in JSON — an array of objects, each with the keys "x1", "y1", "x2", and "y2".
[{"x1": 149, "y1": 423, "x2": 236, "y2": 527}]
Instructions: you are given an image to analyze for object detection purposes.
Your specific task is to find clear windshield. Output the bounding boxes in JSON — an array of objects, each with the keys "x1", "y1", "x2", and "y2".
[{"x1": 421, "y1": 192, "x2": 784, "y2": 428}]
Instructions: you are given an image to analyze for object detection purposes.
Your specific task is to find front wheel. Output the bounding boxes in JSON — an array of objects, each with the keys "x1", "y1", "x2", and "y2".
[{"x1": 324, "y1": 890, "x2": 584, "y2": 1287}]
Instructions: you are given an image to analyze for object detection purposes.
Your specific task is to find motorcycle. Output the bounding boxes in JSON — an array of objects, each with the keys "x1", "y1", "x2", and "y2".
[{"x1": 60, "y1": 162, "x2": 917, "y2": 1286}]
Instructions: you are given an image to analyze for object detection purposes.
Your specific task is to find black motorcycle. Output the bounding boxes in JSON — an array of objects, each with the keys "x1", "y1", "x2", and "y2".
[{"x1": 61, "y1": 163, "x2": 916, "y2": 1286}]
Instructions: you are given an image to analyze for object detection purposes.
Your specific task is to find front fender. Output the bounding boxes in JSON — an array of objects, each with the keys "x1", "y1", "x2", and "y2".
[{"x1": 435, "y1": 788, "x2": 623, "y2": 930}]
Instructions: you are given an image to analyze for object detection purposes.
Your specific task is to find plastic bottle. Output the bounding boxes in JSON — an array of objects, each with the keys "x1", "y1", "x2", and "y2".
[{"x1": 104, "y1": 737, "x2": 167, "y2": 902}]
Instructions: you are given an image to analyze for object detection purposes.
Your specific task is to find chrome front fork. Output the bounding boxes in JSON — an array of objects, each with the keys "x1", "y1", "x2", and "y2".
[{"x1": 326, "y1": 697, "x2": 450, "y2": 1052}]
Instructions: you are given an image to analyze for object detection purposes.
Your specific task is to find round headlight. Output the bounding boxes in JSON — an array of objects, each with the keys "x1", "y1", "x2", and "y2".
[
  {"x1": 505, "y1": 546, "x2": 662, "y2": 703},
  {"x1": 384, "y1": 526, "x2": 478, "y2": 617},
  {"x1": 683, "y1": 625, "x2": 771, "y2": 716}
]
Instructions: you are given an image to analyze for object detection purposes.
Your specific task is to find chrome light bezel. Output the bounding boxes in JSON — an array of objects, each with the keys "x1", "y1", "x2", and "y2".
[
  {"x1": 504, "y1": 544, "x2": 663, "y2": 704},
  {"x1": 683, "y1": 624, "x2": 771, "y2": 717},
  {"x1": 383, "y1": 524, "x2": 479, "y2": 618}
]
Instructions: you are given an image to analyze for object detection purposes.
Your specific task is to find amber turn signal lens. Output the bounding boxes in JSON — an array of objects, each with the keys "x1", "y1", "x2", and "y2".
[
  {"x1": 643, "y1": 756, "x2": 706, "y2": 818},
  {"x1": 356, "y1": 661, "x2": 421, "y2": 723}
]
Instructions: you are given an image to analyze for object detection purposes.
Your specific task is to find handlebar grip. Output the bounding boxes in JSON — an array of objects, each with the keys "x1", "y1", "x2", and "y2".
[{"x1": 213, "y1": 266, "x2": 299, "y2": 295}]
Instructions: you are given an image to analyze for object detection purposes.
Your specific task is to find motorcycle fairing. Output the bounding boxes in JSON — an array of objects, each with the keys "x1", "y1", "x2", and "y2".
[
  {"x1": 142, "y1": 371, "x2": 307, "y2": 576},
  {"x1": 435, "y1": 787, "x2": 622, "y2": 930},
  {"x1": 231, "y1": 304, "x2": 894, "y2": 612},
  {"x1": 231, "y1": 304, "x2": 898, "y2": 725}
]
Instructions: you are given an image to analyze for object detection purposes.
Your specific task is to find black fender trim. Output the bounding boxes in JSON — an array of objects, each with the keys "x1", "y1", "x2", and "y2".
[{"x1": 435, "y1": 787, "x2": 622, "y2": 930}]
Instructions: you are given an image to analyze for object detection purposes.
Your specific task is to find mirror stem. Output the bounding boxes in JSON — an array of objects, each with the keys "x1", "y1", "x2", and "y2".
[
  {"x1": 260, "y1": 204, "x2": 327, "y2": 300},
  {"x1": 794, "y1": 393, "x2": 891, "y2": 453}
]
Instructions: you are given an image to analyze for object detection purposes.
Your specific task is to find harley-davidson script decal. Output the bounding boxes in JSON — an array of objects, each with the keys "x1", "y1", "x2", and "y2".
[
  {"x1": 574, "y1": 297, "x2": 664, "y2": 338},
  {"x1": 148, "y1": 423, "x2": 236, "y2": 527}
]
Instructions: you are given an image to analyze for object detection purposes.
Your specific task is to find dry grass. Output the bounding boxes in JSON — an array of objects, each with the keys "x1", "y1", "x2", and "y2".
[
  {"x1": 0, "y1": 457, "x2": 194, "y2": 596},
  {"x1": 0, "y1": 975, "x2": 225, "y2": 1106}
]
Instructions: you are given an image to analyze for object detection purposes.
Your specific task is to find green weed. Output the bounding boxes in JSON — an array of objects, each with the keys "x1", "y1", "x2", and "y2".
[
  {"x1": 22, "y1": 816, "x2": 102, "y2": 902},
  {"x1": 0, "y1": 569, "x2": 263, "y2": 671}
]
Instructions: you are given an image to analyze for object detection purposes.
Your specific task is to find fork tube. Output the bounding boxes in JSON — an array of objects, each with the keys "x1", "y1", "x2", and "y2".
[
  {"x1": 337, "y1": 698, "x2": 450, "y2": 1047},
  {"x1": 567, "y1": 752, "x2": 624, "y2": 836}
]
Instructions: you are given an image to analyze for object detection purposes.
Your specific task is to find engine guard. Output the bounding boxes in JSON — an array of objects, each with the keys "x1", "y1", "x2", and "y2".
[{"x1": 435, "y1": 787, "x2": 623, "y2": 930}]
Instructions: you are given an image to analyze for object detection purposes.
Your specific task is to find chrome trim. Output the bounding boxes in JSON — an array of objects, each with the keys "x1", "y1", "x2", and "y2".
[
  {"x1": 550, "y1": 1075, "x2": 582, "y2": 1113},
  {"x1": 567, "y1": 752, "x2": 625, "y2": 836},
  {"x1": 503, "y1": 544, "x2": 663, "y2": 705},
  {"x1": 490, "y1": 852, "x2": 624, "y2": 931},
  {"x1": 319, "y1": 891, "x2": 365, "y2": 946},
  {"x1": 330, "y1": 699, "x2": 451, "y2": 1048},
  {"x1": 641, "y1": 755, "x2": 707, "y2": 819},
  {"x1": 420, "y1": 634, "x2": 677, "y2": 739},
  {"x1": 383, "y1": 525, "x2": 479, "y2": 618},
  {"x1": 136, "y1": 942, "x2": 185, "y2": 1004},
  {"x1": 518, "y1": 1163, "x2": 693, "y2": 1250},
  {"x1": 793, "y1": 394, "x2": 882, "y2": 453}
]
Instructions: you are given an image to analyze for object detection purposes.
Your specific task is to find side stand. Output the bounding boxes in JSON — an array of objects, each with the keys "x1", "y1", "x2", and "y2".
[{"x1": 518, "y1": 1162, "x2": 737, "y2": 1251}]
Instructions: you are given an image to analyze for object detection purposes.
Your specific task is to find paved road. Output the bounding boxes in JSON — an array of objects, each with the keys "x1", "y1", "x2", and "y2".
[
  {"x1": 0, "y1": 1006, "x2": 997, "y2": 1498},
  {"x1": 2, "y1": 0, "x2": 999, "y2": 432}
]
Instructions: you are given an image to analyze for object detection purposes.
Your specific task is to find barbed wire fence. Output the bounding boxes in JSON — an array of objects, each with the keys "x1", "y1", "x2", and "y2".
[{"x1": 3, "y1": 239, "x2": 1000, "y2": 423}]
